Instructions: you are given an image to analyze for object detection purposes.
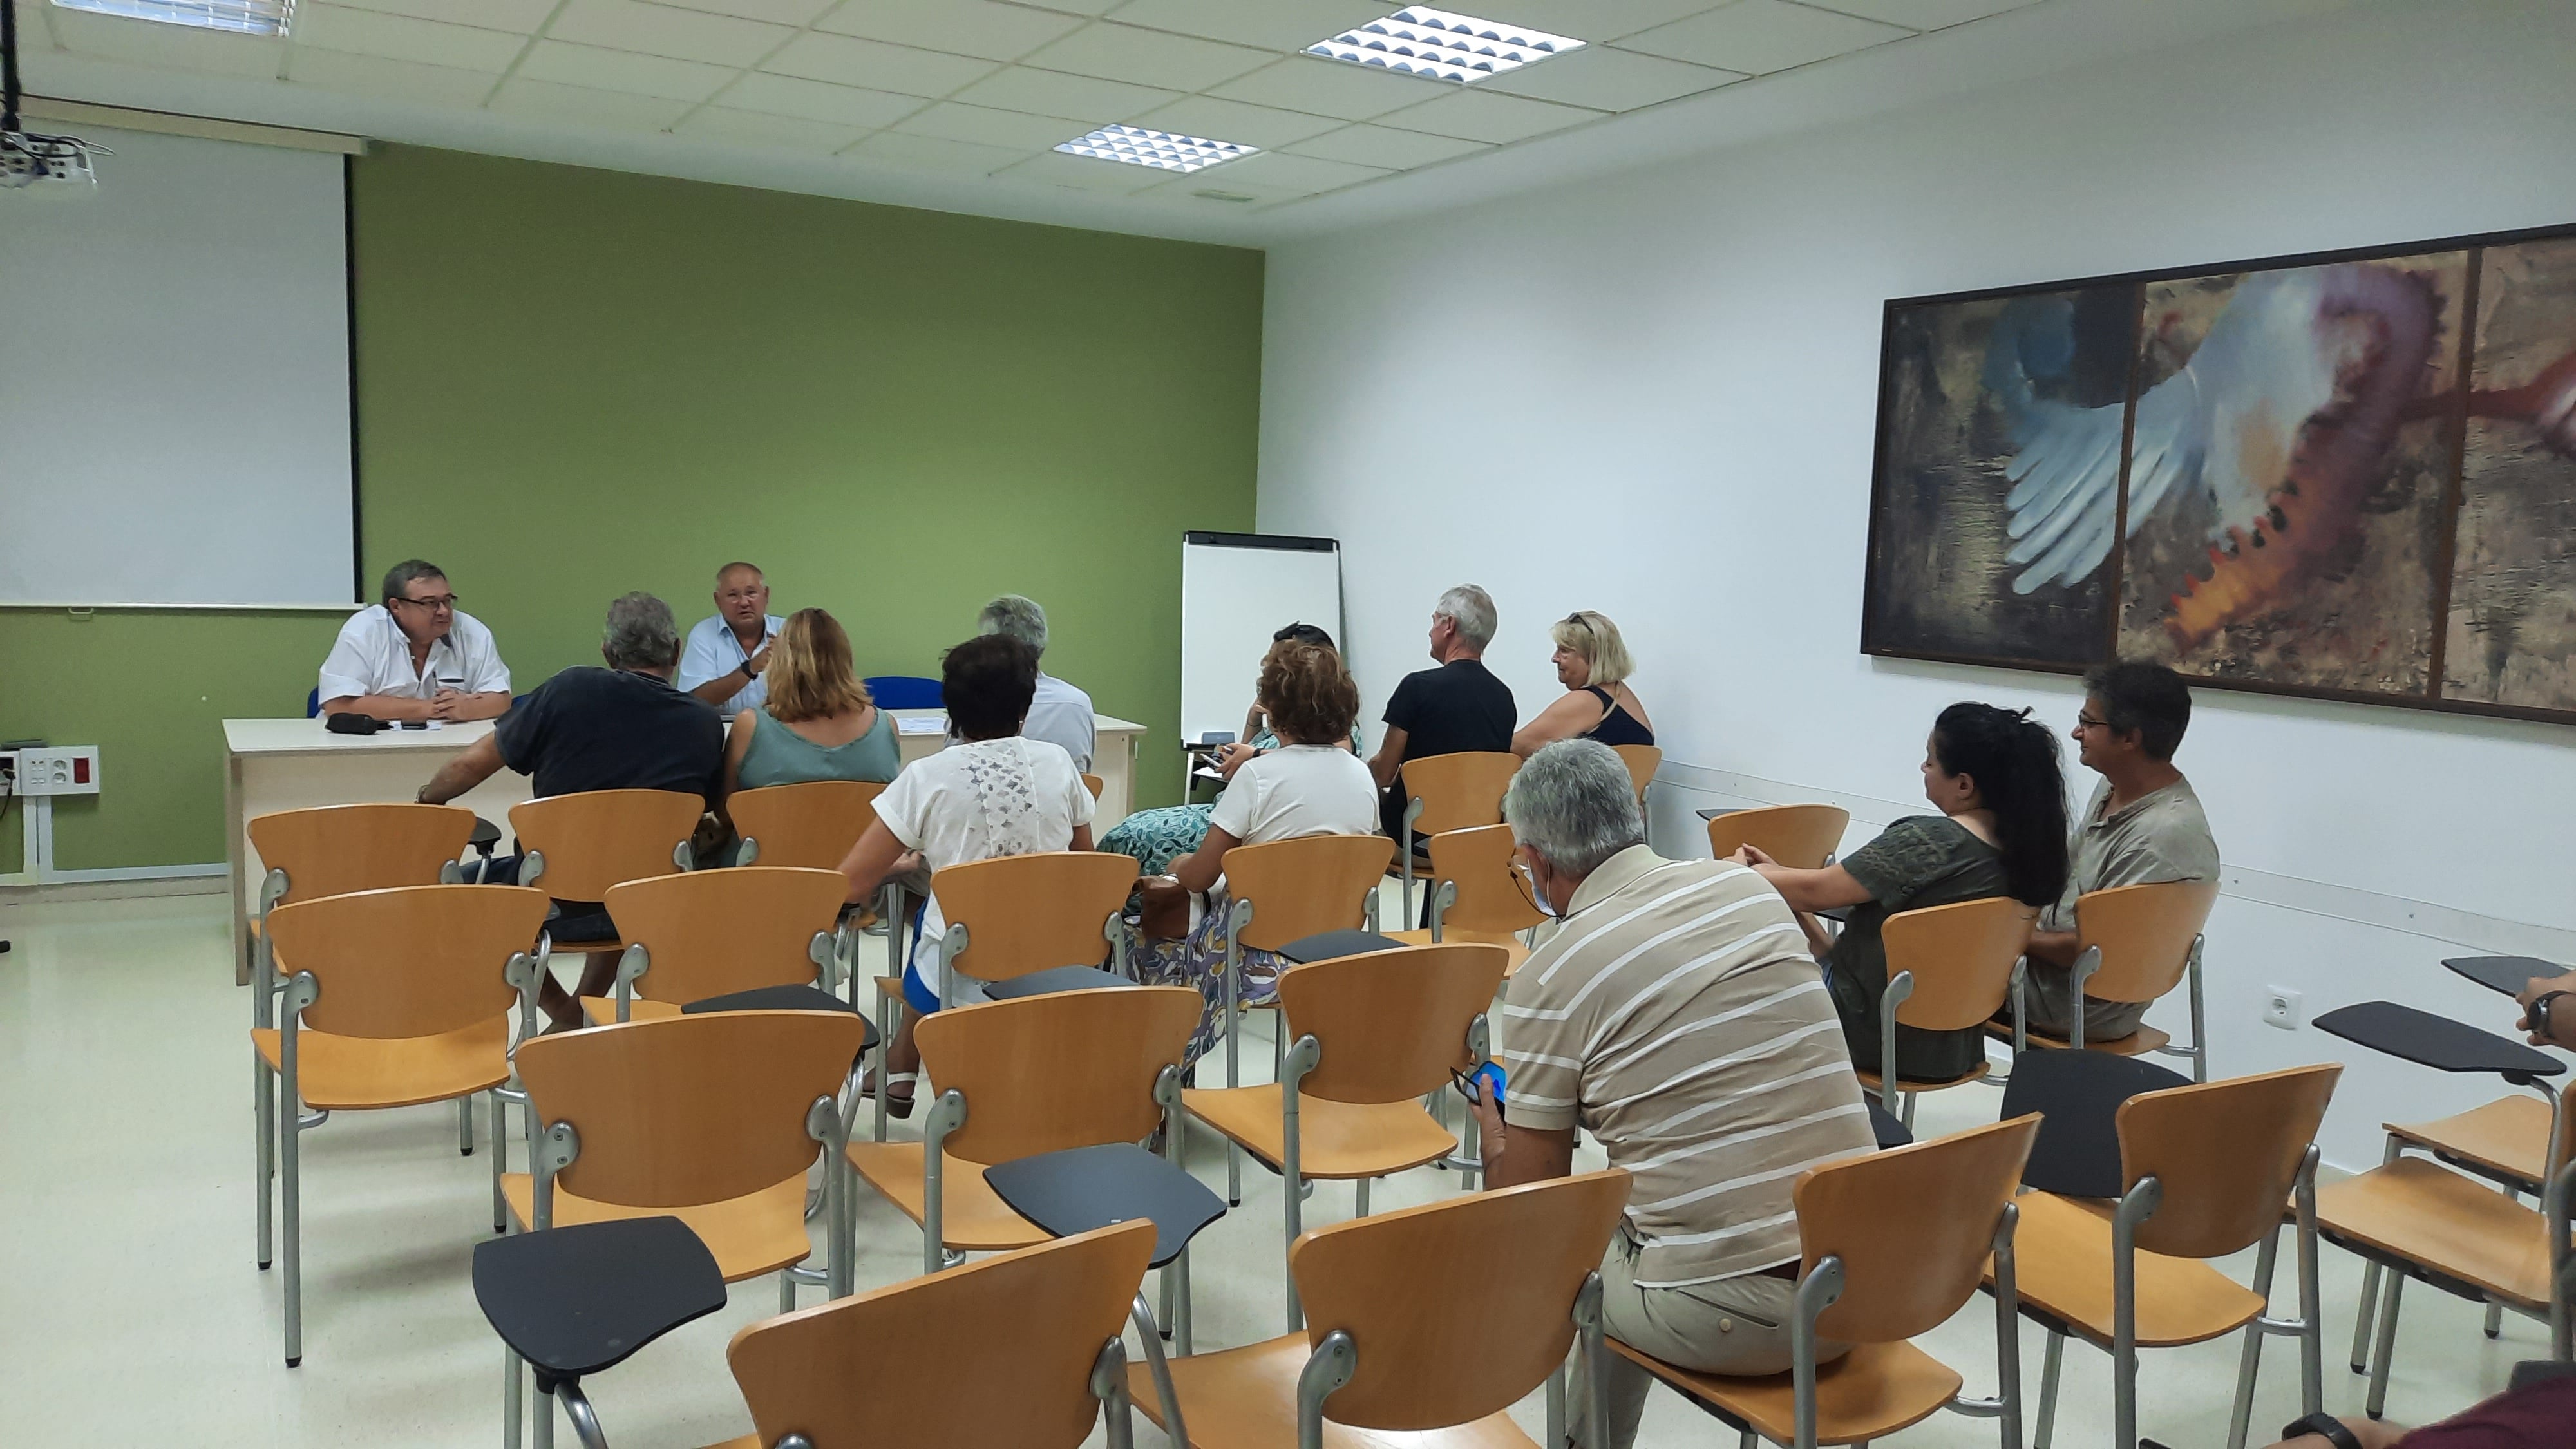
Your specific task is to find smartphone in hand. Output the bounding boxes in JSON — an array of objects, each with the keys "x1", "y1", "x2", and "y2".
[{"x1": 1450, "y1": 1062, "x2": 1506, "y2": 1110}]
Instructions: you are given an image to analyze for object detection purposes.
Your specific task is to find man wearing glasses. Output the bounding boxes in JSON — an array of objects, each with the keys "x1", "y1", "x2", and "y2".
[
  {"x1": 316, "y1": 559, "x2": 513, "y2": 722},
  {"x1": 2019, "y1": 660, "x2": 2220, "y2": 1040}
]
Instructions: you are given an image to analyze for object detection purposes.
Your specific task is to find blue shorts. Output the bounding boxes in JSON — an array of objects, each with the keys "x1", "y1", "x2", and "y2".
[{"x1": 899, "y1": 900, "x2": 942, "y2": 1017}]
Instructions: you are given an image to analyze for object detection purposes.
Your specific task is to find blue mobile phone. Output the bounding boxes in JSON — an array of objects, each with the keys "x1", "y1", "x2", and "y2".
[{"x1": 1451, "y1": 1062, "x2": 1506, "y2": 1108}]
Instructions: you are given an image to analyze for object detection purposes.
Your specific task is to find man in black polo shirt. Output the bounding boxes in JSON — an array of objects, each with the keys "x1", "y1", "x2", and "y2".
[
  {"x1": 1368, "y1": 583, "x2": 1516, "y2": 838},
  {"x1": 417, "y1": 591, "x2": 723, "y2": 1028}
]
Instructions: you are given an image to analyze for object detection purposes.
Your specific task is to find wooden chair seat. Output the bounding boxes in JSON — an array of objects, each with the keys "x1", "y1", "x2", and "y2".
[
  {"x1": 251, "y1": 1016, "x2": 511, "y2": 1111},
  {"x1": 1855, "y1": 1061, "x2": 1991, "y2": 1097},
  {"x1": 1182, "y1": 1085, "x2": 1457, "y2": 1181},
  {"x1": 1985, "y1": 1019, "x2": 2173, "y2": 1056},
  {"x1": 2384, "y1": 1096, "x2": 2552, "y2": 1187},
  {"x1": 1128, "y1": 1329, "x2": 1535, "y2": 1448},
  {"x1": 578, "y1": 994, "x2": 684, "y2": 1027},
  {"x1": 500, "y1": 1172, "x2": 813, "y2": 1283},
  {"x1": 2313, "y1": 1157, "x2": 2554, "y2": 1309},
  {"x1": 842, "y1": 1141, "x2": 1051, "y2": 1253},
  {"x1": 1996, "y1": 1190, "x2": 2265, "y2": 1347},
  {"x1": 1611, "y1": 1337, "x2": 1966, "y2": 1446},
  {"x1": 1381, "y1": 927, "x2": 1531, "y2": 979}
]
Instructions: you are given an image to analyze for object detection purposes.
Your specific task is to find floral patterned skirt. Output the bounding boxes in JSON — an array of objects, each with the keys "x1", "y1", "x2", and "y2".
[
  {"x1": 1098, "y1": 803, "x2": 1217, "y2": 876},
  {"x1": 1130, "y1": 889, "x2": 1285, "y2": 1069}
]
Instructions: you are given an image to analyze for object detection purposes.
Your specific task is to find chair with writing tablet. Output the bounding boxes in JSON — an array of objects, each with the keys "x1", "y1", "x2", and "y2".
[{"x1": 1991, "y1": 877, "x2": 2219, "y2": 1081}]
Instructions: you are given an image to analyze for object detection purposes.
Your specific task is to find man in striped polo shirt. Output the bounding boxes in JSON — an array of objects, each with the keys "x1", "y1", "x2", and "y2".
[{"x1": 1471, "y1": 741, "x2": 1875, "y2": 1449}]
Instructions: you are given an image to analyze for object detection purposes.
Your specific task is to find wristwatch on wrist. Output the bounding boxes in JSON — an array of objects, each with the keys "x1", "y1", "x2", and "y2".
[
  {"x1": 2281, "y1": 1412, "x2": 2363, "y2": 1449},
  {"x1": 2533, "y1": 990, "x2": 2571, "y2": 1040}
]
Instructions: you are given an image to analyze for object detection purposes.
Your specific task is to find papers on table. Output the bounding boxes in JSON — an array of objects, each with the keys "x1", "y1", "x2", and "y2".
[{"x1": 896, "y1": 713, "x2": 949, "y2": 736}]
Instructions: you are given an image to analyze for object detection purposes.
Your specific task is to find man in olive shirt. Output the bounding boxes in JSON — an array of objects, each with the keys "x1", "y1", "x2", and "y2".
[
  {"x1": 2022, "y1": 661, "x2": 2222, "y2": 1039},
  {"x1": 1472, "y1": 741, "x2": 1875, "y2": 1449}
]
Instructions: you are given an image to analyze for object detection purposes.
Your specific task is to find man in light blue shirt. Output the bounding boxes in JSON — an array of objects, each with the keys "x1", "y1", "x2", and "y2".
[
  {"x1": 979, "y1": 593, "x2": 1094, "y2": 771},
  {"x1": 677, "y1": 561, "x2": 786, "y2": 715}
]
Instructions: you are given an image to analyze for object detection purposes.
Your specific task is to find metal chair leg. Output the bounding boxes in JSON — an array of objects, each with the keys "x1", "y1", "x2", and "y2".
[
  {"x1": 504, "y1": 1345, "x2": 524, "y2": 1449},
  {"x1": 2365, "y1": 1269, "x2": 2403, "y2": 1419},
  {"x1": 256, "y1": 1057, "x2": 276, "y2": 1269},
  {"x1": 489, "y1": 1090, "x2": 507, "y2": 1233},
  {"x1": 2225, "y1": 1228, "x2": 2280, "y2": 1449},
  {"x1": 1356, "y1": 1177, "x2": 1370, "y2": 1217},
  {"x1": 459, "y1": 1096, "x2": 475, "y2": 1155},
  {"x1": 2351, "y1": 1262, "x2": 2382, "y2": 1372},
  {"x1": 2034, "y1": 1329, "x2": 2063, "y2": 1449},
  {"x1": 1223, "y1": 936, "x2": 1242, "y2": 1207},
  {"x1": 1128, "y1": 1292, "x2": 1189, "y2": 1449},
  {"x1": 779, "y1": 1270, "x2": 795, "y2": 1314}
]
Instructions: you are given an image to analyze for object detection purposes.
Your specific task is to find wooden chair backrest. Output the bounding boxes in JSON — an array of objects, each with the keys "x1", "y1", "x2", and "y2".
[
  {"x1": 1294, "y1": 1170, "x2": 1631, "y2": 1430},
  {"x1": 507, "y1": 789, "x2": 703, "y2": 901},
  {"x1": 2074, "y1": 878, "x2": 2220, "y2": 1003},
  {"x1": 1425, "y1": 824, "x2": 1546, "y2": 936},
  {"x1": 916, "y1": 986, "x2": 1199, "y2": 1166},
  {"x1": 1882, "y1": 896, "x2": 2036, "y2": 1031},
  {"x1": 2117, "y1": 1063, "x2": 2340, "y2": 1260},
  {"x1": 1223, "y1": 834, "x2": 1397, "y2": 952},
  {"x1": 1081, "y1": 772, "x2": 1104, "y2": 800},
  {"x1": 1705, "y1": 804, "x2": 1850, "y2": 870},
  {"x1": 1611, "y1": 743, "x2": 1661, "y2": 799},
  {"x1": 514, "y1": 1010, "x2": 864, "y2": 1209},
  {"x1": 1797, "y1": 1115, "x2": 2039, "y2": 1343},
  {"x1": 265, "y1": 884, "x2": 549, "y2": 1039},
  {"x1": 249, "y1": 802, "x2": 477, "y2": 905},
  {"x1": 727, "y1": 779, "x2": 886, "y2": 869},
  {"x1": 1276, "y1": 942, "x2": 1510, "y2": 1104},
  {"x1": 932, "y1": 851, "x2": 1137, "y2": 981},
  {"x1": 726, "y1": 1220, "x2": 1153, "y2": 1449},
  {"x1": 602, "y1": 867, "x2": 848, "y2": 1003},
  {"x1": 1399, "y1": 752, "x2": 1520, "y2": 836}
]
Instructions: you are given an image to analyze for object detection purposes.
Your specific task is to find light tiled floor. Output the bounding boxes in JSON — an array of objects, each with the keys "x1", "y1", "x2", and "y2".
[{"x1": 0, "y1": 888, "x2": 2543, "y2": 1446}]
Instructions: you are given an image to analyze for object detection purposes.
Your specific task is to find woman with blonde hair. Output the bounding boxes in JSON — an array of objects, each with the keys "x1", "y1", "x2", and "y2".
[
  {"x1": 1133, "y1": 639, "x2": 1378, "y2": 1066},
  {"x1": 720, "y1": 607, "x2": 899, "y2": 800},
  {"x1": 1511, "y1": 609, "x2": 1654, "y2": 757}
]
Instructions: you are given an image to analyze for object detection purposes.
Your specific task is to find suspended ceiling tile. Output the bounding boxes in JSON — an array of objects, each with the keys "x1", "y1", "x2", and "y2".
[
  {"x1": 991, "y1": 150, "x2": 1175, "y2": 193},
  {"x1": 1201, "y1": 149, "x2": 1390, "y2": 196},
  {"x1": 761, "y1": 30, "x2": 1002, "y2": 97},
  {"x1": 1804, "y1": 0, "x2": 2040, "y2": 28},
  {"x1": 1283, "y1": 122, "x2": 1490, "y2": 169},
  {"x1": 1622, "y1": 0, "x2": 1913, "y2": 74},
  {"x1": 1018, "y1": 22, "x2": 1277, "y2": 93},
  {"x1": 292, "y1": 3, "x2": 529, "y2": 73},
  {"x1": 895, "y1": 101, "x2": 1094, "y2": 151},
  {"x1": 516, "y1": 39, "x2": 739, "y2": 102},
  {"x1": 486, "y1": 77, "x2": 696, "y2": 129},
  {"x1": 1016, "y1": 0, "x2": 1122, "y2": 15},
  {"x1": 949, "y1": 65, "x2": 1179, "y2": 122},
  {"x1": 647, "y1": 0, "x2": 838, "y2": 22},
  {"x1": 544, "y1": 0, "x2": 795, "y2": 69},
  {"x1": 720, "y1": 71, "x2": 928, "y2": 128},
  {"x1": 1377, "y1": 86, "x2": 1600, "y2": 142},
  {"x1": 674, "y1": 106, "x2": 869, "y2": 151},
  {"x1": 285, "y1": 46, "x2": 501, "y2": 106},
  {"x1": 46, "y1": 8, "x2": 287, "y2": 78},
  {"x1": 1104, "y1": 0, "x2": 1401, "y2": 53},
  {"x1": 1133, "y1": 173, "x2": 1310, "y2": 208},
  {"x1": 320, "y1": 0, "x2": 560, "y2": 33},
  {"x1": 1466, "y1": 0, "x2": 1730, "y2": 43},
  {"x1": 1483, "y1": 43, "x2": 1740, "y2": 108},
  {"x1": 1208, "y1": 55, "x2": 1454, "y2": 122},
  {"x1": 1130, "y1": 94, "x2": 1345, "y2": 150},
  {"x1": 844, "y1": 129, "x2": 1029, "y2": 175},
  {"x1": 812, "y1": 0, "x2": 1086, "y2": 63}
]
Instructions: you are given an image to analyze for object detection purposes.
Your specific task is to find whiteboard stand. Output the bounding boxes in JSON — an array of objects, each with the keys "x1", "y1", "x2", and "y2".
[{"x1": 1179, "y1": 532, "x2": 1343, "y2": 799}]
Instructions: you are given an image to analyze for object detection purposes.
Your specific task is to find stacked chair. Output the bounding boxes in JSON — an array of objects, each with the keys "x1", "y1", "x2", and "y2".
[{"x1": 1393, "y1": 750, "x2": 1520, "y2": 923}]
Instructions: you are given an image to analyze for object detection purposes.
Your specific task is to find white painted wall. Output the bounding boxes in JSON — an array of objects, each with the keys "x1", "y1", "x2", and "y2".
[{"x1": 1257, "y1": 0, "x2": 2576, "y2": 1171}]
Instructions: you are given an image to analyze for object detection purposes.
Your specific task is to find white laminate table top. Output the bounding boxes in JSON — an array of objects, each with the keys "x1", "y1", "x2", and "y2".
[{"x1": 222, "y1": 717, "x2": 497, "y2": 757}]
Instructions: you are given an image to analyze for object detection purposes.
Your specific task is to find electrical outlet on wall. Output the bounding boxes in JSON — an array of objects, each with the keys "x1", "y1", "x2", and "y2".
[{"x1": 2262, "y1": 986, "x2": 2304, "y2": 1031}]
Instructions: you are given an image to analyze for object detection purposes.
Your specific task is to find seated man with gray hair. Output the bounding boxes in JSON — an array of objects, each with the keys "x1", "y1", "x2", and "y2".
[
  {"x1": 1468, "y1": 740, "x2": 1875, "y2": 1449},
  {"x1": 1367, "y1": 582, "x2": 1515, "y2": 838},
  {"x1": 978, "y1": 593, "x2": 1094, "y2": 770},
  {"x1": 415, "y1": 591, "x2": 724, "y2": 1028}
]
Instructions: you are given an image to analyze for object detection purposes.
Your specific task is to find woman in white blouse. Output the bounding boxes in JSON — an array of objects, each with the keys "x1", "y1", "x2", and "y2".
[{"x1": 1135, "y1": 641, "x2": 1379, "y2": 1066}]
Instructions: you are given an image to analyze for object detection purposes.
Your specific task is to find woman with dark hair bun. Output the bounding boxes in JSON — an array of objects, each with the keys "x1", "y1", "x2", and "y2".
[{"x1": 1736, "y1": 703, "x2": 2069, "y2": 1081}]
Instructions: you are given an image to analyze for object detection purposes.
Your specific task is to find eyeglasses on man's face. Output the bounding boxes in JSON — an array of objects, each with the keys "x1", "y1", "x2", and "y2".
[{"x1": 394, "y1": 593, "x2": 458, "y2": 612}]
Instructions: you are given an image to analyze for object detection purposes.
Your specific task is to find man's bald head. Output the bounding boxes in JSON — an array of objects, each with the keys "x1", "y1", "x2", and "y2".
[
  {"x1": 716, "y1": 561, "x2": 762, "y2": 589},
  {"x1": 714, "y1": 562, "x2": 770, "y2": 634}
]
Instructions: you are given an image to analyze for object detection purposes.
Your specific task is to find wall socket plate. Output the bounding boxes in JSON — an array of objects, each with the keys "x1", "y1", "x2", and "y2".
[
  {"x1": 2262, "y1": 985, "x2": 2304, "y2": 1031},
  {"x1": 7, "y1": 746, "x2": 100, "y2": 796}
]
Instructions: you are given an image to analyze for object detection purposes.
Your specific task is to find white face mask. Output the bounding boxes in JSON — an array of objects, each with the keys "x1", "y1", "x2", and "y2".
[{"x1": 1517, "y1": 860, "x2": 1558, "y2": 920}]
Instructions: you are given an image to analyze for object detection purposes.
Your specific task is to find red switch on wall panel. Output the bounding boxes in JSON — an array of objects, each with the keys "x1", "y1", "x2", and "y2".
[{"x1": 73, "y1": 757, "x2": 90, "y2": 785}]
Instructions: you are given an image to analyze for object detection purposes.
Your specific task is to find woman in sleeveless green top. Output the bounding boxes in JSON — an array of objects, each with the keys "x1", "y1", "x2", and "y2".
[{"x1": 719, "y1": 609, "x2": 898, "y2": 817}]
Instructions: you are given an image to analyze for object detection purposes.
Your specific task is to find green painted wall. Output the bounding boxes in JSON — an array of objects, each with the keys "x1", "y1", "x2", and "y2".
[{"x1": 0, "y1": 144, "x2": 1263, "y2": 873}]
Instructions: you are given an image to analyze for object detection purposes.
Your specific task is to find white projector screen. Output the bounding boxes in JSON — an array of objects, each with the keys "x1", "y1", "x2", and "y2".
[
  {"x1": 0, "y1": 124, "x2": 355, "y2": 606},
  {"x1": 1180, "y1": 531, "x2": 1343, "y2": 746}
]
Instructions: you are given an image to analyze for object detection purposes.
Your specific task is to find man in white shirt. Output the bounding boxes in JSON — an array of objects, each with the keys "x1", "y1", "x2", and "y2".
[
  {"x1": 317, "y1": 560, "x2": 512, "y2": 721},
  {"x1": 978, "y1": 593, "x2": 1094, "y2": 770},
  {"x1": 677, "y1": 561, "x2": 786, "y2": 713}
]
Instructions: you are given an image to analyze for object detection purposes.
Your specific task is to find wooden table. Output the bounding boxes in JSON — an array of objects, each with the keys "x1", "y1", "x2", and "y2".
[
  {"x1": 887, "y1": 710, "x2": 1147, "y2": 833},
  {"x1": 222, "y1": 717, "x2": 535, "y2": 984}
]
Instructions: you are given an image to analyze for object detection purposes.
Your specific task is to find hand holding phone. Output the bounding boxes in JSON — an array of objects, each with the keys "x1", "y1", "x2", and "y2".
[{"x1": 1450, "y1": 1062, "x2": 1505, "y2": 1110}]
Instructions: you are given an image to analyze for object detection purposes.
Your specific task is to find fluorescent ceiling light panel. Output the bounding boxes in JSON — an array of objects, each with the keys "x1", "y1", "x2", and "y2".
[
  {"x1": 52, "y1": 0, "x2": 293, "y2": 35},
  {"x1": 1055, "y1": 124, "x2": 1255, "y2": 174},
  {"x1": 1307, "y1": 6, "x2": 1581, "y2": 84}
]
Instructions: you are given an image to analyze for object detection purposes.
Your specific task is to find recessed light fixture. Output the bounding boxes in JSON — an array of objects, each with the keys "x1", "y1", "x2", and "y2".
[
  {"x1": 1055, "y1": 124, "x2": 1255, "y2": 175},
  {"x1": 1307, "y1": 6, "x2": 1582, "y2": 84},
  {"x1": 50, "y1": 0, "x2": 294, "y2": 37}
]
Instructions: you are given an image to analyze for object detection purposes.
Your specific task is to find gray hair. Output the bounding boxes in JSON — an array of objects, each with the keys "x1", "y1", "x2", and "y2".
[
  {"x1": 978, "y1": 594, "x2": 1048, "y2": 657},
  {"x1": 1435, "y1": 584, "x2": 1497, "y2": 650},
  {"x1": 1504, "y1": 740, "x2": 1645, "y2": 879},
  {"x1": 602, "y1": 591, "x2": 682, "y2": 670},
  {"x1": 380, "y1": 559, "x2": 446, "y2": 604}
]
